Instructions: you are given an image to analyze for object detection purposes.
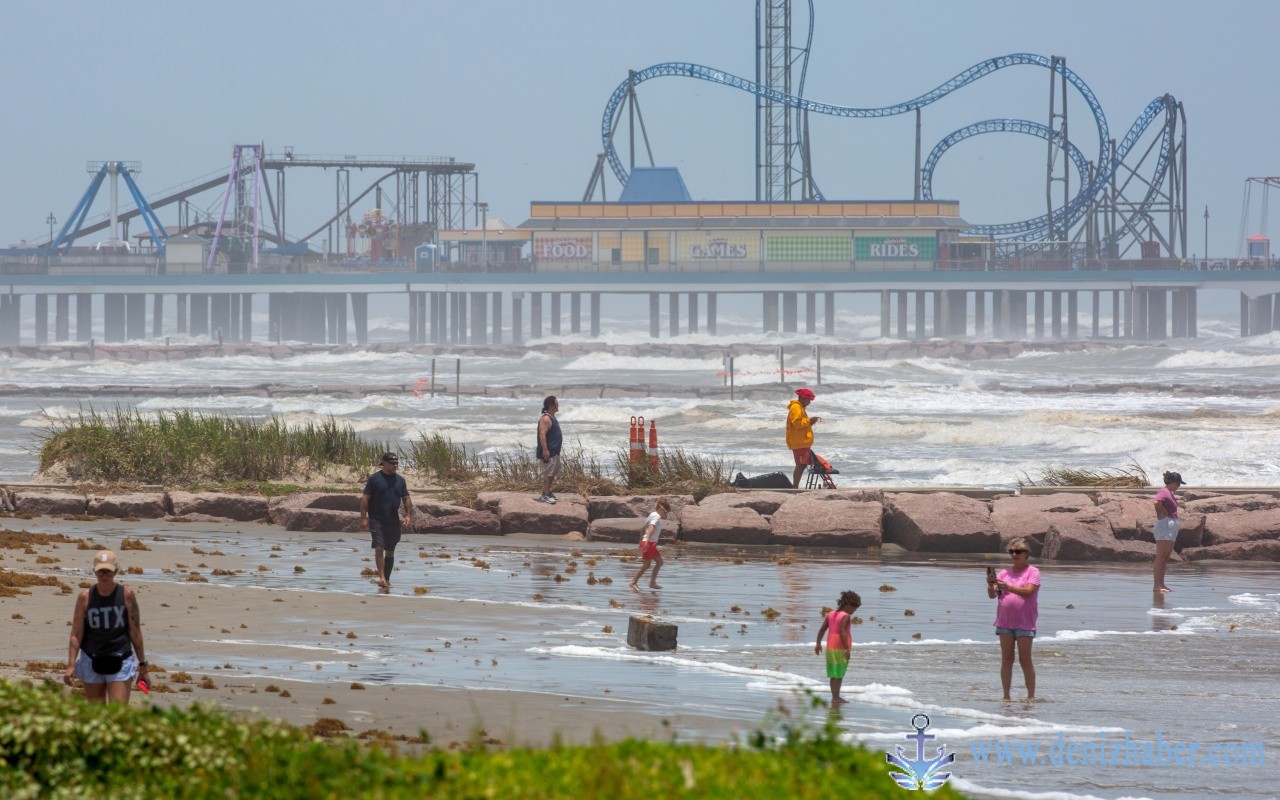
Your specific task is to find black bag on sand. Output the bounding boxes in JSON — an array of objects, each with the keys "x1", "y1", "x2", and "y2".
[
  {"x1": 732, "y1": 471, "x2": 795, "y2": 489},
  {"x1": 90, "y1": 653, "x2": 125, "y2": 675}
]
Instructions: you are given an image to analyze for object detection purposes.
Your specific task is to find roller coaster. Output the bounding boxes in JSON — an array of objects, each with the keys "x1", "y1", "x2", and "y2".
[{"x1": 591, "y1": 1, "x2": 1186, "y2": 261}]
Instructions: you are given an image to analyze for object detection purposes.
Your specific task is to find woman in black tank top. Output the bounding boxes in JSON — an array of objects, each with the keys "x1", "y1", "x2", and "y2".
[{"x1": 64, "y1": 550, "x2": 149, "y2": 704}]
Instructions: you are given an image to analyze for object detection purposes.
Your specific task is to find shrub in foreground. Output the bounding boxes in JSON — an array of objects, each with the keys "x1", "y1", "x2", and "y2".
[{"x1": 0, "y1": 680, "x2": 969, "y2": 799}]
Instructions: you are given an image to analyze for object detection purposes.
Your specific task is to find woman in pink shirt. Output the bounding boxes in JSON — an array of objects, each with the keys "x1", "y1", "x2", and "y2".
[
  {"x1": 1152, "y1": 471, "x2": 1184, "y2": 594},
  {"x1": 988, "y1": 538, "x2": 1040, "y2": 700}
]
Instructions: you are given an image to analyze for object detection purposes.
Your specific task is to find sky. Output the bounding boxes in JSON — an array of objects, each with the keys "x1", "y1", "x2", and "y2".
[{"x1": 4, "y1": 1, "x2": 1278, "y2": 259}]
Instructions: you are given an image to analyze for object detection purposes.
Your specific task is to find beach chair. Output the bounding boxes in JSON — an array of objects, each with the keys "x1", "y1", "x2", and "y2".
[{"x1": 804, "y1": 452, "x2": 839, "y2": 489}]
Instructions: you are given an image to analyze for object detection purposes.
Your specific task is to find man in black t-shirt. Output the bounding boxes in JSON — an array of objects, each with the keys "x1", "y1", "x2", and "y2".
[{"x1": 360, "y1": 452, "x2": 414, "y2": 591}]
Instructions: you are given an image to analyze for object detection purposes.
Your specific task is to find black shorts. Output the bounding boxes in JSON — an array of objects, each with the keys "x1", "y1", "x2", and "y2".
[{"x1": 369, "y1": 516, "x2": 402, "y2": 551}]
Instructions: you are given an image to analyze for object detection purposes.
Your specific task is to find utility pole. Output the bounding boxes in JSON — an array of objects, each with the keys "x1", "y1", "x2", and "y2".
[
  {"x1": 46, "y1": 212, "x2": 56, "y2": 247},
  {"x1": 1203, "y1": 205, "x2": 1209, "y2": 268}
]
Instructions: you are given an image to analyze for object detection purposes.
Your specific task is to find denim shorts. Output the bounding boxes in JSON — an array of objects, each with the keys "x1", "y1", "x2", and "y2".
[
  {"x1": 995, "y1": 627, "x2": 1036, "y2": 638},
  {"x1": 1154, "y1": 517, "x2": 1179, "y2": 542},
  {"x1": 74, "y1": 651, "x2": 138, "y2": 684}
]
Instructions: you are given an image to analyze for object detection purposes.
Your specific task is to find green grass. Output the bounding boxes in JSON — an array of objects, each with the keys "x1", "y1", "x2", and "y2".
[
  {"x1": 0, "y1": 680, "x2": 970, "y2": 799},
  {"x1": 1019, "y1": 462, "x2": 1151, "y2": 489},
  {"x1": 38, "y1": 408, "x2": 393, "y2": 485}
]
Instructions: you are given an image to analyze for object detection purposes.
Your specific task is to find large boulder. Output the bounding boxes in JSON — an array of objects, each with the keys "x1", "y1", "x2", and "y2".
[
  {"x1": 475, "y1": 491, "x2": 588, "y2": 535},
  {"x1": 1198, "y1": 509, "x2": 1280, "y2": 546},
  {"x1": 1094, "y1": 492, "x2": 1158, "y2": 540},
  {"x1": 991, "y1": 493, "x2": 1097, "y2": 556},
  {"x1": 13, "y1": 490, "x2": 87, "y2": 516},
  {"x1": 268, "y1": 492, "x2": 362, "y2": 533},
  {"x1": 694, "y1": 491, "x2": 792, "y2": 517},
  {"x1": 88, "y1": 493, "x2": 167, "y2": 519},
  {"x1": 883, "y1": 492, "x2": 999, "y2": 553},
  {"x1": 1041, "y1": 517, "x2": 1167, "y2": 562},
  {"x1": 768, "y1": 493, "x2": 882, "y2": 548},
  {"x1": 587, "y1": 494, "x2": 694, "y2": 527},
  {"x1": 168, "y1": 491, "x2": 269, "y2": 522},
  {"x1": 1183, "y1": 493, "x2": 1280, "y2": 514},
  {"x1": 1183, "y1": 540, "x2": 1280, "y2": 562},
  {"x1": 586, "y1": 517, "x2": 648, "y2": 544},
  {"x1": 411, "y1": 500, "x2": 501, "y2": 537},
  {"x1": 678, "y1": 504, "x2": 771, "y2": 545}
]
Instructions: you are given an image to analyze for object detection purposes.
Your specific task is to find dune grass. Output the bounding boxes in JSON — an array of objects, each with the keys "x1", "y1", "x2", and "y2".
[
  {"x1": 1019, "y1": 462, "x2": 1151, "y2": 489},
  {"x1": 0, "y1": 680, "x2": 970, "y2": 800},
  {"x1": 38, "y1": 408, "x2": 393, "y2": 485}
]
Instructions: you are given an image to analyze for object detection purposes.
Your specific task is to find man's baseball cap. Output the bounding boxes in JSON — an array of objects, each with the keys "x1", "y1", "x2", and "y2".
[
  {"x1": 795, "y1": 388, "x2": 816, "y2": 400},
  {"x1": 93, "y1": 550, "x2": 118, "y2": 574},
  {"x1": 381, "y1": 452, "x2": 399, "y2": 463}
]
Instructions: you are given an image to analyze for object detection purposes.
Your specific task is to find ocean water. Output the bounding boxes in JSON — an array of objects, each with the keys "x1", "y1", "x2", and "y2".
[
  {"x1": 1, "y1": 300, "x2": 1279, "y2": 488},
  {"x1": 50, "y1": 520, "x2": 1280, "y2": 800}
]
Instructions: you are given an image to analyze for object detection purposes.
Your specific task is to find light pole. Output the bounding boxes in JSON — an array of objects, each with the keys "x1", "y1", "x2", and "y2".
[
  {"x1": 1203, "y1": 205, "x2": 1209, "y2": 269},
  {"x1": 46, "y1": 212, "x2": 56, "y2": 248},
  {"x1": 478, "y1": 202, "x2": 489, "y2": 272}
]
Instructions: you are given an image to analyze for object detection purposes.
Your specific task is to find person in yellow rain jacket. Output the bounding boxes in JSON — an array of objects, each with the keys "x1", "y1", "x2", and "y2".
[{"x1": 786, "y1": 388, "x2": 821, "y2": 488}]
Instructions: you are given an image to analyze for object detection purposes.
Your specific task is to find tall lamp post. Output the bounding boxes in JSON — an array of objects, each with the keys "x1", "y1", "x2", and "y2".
[
  {"x1": 46, "y1": 212, "x2": 56, "y2": 248},
  {"x1": 1203, "y1": 206, "x2": 1209, "y2": 269},
  {"x1": 478, "y1": 202, "x2": 489, "y2": 272}
]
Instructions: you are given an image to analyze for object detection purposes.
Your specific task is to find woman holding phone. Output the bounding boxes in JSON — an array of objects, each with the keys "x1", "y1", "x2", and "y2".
[
  {"x1": 64, "y1": 550, "x2": 149, "y2": 703},
  {"x1": 988, "y1": 538, "x2": 1040, "y2": 701}
]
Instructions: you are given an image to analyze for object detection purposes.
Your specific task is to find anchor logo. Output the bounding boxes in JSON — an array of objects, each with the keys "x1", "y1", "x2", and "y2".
[{"x1": 885, "y1": 714, "x2": 955, "y2": 791}]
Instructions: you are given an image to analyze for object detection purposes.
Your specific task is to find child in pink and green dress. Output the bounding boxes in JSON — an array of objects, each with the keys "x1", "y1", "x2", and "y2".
[{"x1": 814, "y1": 590, "x2": 861, "y2": 706}]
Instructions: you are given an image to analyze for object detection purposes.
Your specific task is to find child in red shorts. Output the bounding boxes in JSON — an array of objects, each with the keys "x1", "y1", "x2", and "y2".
[{"x1": 629, "y1": 498, "x2": 670, "y2": 592}]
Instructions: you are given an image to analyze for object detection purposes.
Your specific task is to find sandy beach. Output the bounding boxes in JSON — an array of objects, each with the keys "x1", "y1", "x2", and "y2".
[{"x1": 0, "y1": 518, "x2": 740, "y2": 749}]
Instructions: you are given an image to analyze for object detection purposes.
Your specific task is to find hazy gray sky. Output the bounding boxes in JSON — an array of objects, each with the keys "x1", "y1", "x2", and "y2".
[{"x1": 5, "y1": 1, "x2": 1277, "y2": 257}]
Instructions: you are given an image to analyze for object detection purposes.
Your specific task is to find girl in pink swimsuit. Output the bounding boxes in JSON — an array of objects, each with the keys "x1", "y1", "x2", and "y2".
[{"x1": 814, "y1": 590, "x2": 861, "y2": 706}]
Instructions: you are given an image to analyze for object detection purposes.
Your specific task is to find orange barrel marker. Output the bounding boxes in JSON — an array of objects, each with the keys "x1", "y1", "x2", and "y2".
[
  {"x1": 629, "y1": 416, "x2": 642, "y2": 465},
  {"x1": 648, "y1": 420, "x2": 659, "y2": 474}
]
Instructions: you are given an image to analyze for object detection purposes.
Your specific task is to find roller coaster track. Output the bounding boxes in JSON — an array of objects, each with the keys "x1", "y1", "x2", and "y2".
[{"x1": 600, "y1": 54, "x2": 1181, "y2": 245}]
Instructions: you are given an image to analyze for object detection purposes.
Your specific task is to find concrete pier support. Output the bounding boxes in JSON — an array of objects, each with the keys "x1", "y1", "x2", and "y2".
[
  {"x1": 824, "y1": 292, "x2": 835, "y2": 336},
  {"x1": 152, "y1": 295, "x2": 164, "y2": 339},
  {"x1": 1149, "y1": 289, "x2": 1167, "y2": 340},
  {"x1": 1091, "y1": 291, "x2": 1100, "y2": 338},
  {"x1": 0, "y1": 296, "x2": 18, "y2": 345},
  {"x1": 669, "y1": 293, "x2": 679, "y2": 337},
  {"x1": 512, "y1": 293, "x2": 524, "y2": 345},
  {"x1": 190, "y1": 294, "x2": 209, "y2": 338},
  {"x1": 1247, "y1": 295, "x2": 1271, "y2": 336},
  {"x1": 471, "y1": 292, "x2": 488, "y2": 344},
  {"x1": 782, "y1": 291, "x2": 798, "y2": 333},
  {"x1": 325, "y1": 294, "x2": 341, "y2": 344},
  {"x1": 530, "y1": 292, "x2": 543, "y2": 340},
  {"x1": 880, "y1": 290, "x2": 891, "y2": 338},
  {"x1": 1033, "y1": 292, "x2": 1045, "y2": 339},
  {"x1": 1133, "y1": 289, "x2": 1148, "y2": 340},
  {"x1": 104, "y1": 295, "x2": 125, "y2": 342},
  {"x1": 492, "y1": 292, "x2": 503, "y2": 344},
  {"x1": 1123, "y1": 290, "x2": 1133, "y2": 338},
  {"x1": 125, "y1": 294, "x2": 145, "y2": 341},
  {"x1": 974, "y1": 292, "x2": 986, "y2": 337},
  {"x1": 550, "y1": 293, "x2": 562, "y2": 336},
  {"x1": 229, "y1": 295, "x2": 242, "y2": 341},
  {"x1": 649, "y1": 293, "x2": 660, "y2": 338},
  {"x1": 1171, "y1": 289, "x2": 1188, "y2": 338},
  {"x1": 913, "y1": 292, "x2": 926, "y2": 340},
  {"x1": 1187, "y1": 289, "x2": 1197, "y2": 338},
  {"x1": 707, "y1": 293, "x2": 718, "y2": 335},
  {"x1": 931, "y1": 291, "x2": 943, "y2": 337},
  {"x1": 240, "y1": 294, "x2": 252, "y2": 341},
  {"x1": 570, "y1": 292, "x2": 581, "y2": 335},
  {"x1": 351, "y1": 293, "x2": 368, "y2": 345},
  {"x1": 1067, "y1": 291, "x2": 1078, "y2": 339},
  {"x1": 56, "y1": 294, "x2": 70, "y2": 341},
  {"x1": 688, "y1": 292, "x2": 699, "y2": 334},
  {"x1": 76, "y1": 294, "x2": 92, "y2": 341},
  {"x1": 993, "y1": 291, "x2": 1007, "y2": 338},
  {"x1": 804, "y1": 291, "x2": 816, "y2": 334},
  {"x1": 407, "y1": 292, "x2": 421, "y2": 344},
  {"x1": 897, "y1": 292, "x2": 908, "y2": 339},
  {"x1": 763, "y1": 292, "x2": 779, "y2": 333},
  {"x1": 34, "y1": 295, "x2": 48, "y2": 344},
  {"x1": 1112, "y1": 291, "x2": 1121, "y2": 338},
  {"x1": 1051, "y1": 291, "x2": 1062, "y2": 339},
  {"x1": 590, "y1": 292, "x2": 601, "y2": 337}
]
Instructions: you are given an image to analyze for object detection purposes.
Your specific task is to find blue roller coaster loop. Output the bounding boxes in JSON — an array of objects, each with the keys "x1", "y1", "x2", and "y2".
[{"x1": 599, "y1": 53, "x2": 1179, "y2": 243}]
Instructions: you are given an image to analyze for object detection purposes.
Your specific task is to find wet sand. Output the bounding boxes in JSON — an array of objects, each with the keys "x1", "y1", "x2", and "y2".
[{"x1": 0, "y1": 520, "x2": 740, "y2": 748}]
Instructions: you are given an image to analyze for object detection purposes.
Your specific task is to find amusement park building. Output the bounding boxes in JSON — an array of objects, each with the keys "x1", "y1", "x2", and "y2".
[{"x1": 518, "y1": 200, "x2": 968, "y2": 273}]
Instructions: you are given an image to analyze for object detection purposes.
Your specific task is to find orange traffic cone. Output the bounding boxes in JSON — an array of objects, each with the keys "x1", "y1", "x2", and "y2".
[{"x1": 648, "y1": 420, "x2": 659, "y2": 474}]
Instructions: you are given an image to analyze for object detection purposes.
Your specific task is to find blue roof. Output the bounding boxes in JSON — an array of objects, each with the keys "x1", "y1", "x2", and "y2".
[{"x1": 618, "y1": 167, "x2": 692, "y2": 202}]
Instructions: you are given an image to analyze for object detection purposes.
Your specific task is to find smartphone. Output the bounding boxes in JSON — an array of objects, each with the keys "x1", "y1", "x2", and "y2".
[
  {"x1": 137, "y1": 678, "x2": 149, "y2": 694},
  {"x1": 986, "y1": 566, "x2": 997, "y2": 583}
]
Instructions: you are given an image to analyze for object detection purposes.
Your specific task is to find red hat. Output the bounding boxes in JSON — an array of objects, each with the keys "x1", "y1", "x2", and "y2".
[{"x1": 795, "y1": 388, "x2": 816, "y2": 400}]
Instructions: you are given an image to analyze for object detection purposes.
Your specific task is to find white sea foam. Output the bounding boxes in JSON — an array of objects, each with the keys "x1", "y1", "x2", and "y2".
[
  {"x1": 1041, "y1": 629, "x2": 1192, "y2": 642},
  {"x1": 948, "y1": 778, "x2": 1154, "y2": 800},
  {"x1": 860, "y1": 719, "x2": 1125, "y2": 743}
]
